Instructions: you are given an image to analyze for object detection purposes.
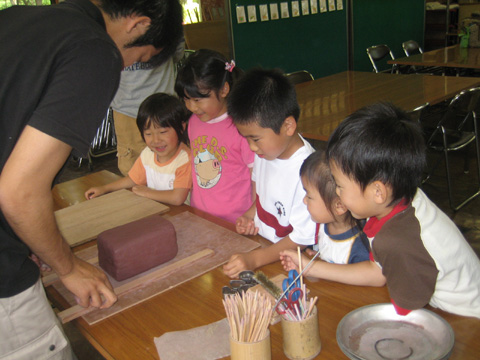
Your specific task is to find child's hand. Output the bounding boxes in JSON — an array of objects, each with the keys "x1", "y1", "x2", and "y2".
[
  {"x1": 131, "y1": 185, "x2": 150, "y2": 197},
  {"x1": 281, "y1": 249, "x2": 313, "y2": 276},
  {"x1": 279, "y1": 249, "x2": 299, "y2": 272},
  {"x1": 235, "y1": 215, "x2": 258, "y2": 235},
  {"x1": 223, "y1": 253, "x2": 254, "y2": 278},
  {"x1": 305, "y1": 248, "x2": 317, "y2": 257},
  {"x1": 85, "y1": 187, "x2": 105, "y2": 200}
]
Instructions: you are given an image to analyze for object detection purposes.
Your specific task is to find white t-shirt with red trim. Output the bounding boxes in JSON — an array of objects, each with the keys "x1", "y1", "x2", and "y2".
[{"x1": 252, "y1": 135, "x2": 316, "y2": 245}]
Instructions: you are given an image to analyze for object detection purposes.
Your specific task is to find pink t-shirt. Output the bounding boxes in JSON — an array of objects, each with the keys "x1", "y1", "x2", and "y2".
[{"x1": 188, "y1": 112, "x2": 254, "y2": 223}]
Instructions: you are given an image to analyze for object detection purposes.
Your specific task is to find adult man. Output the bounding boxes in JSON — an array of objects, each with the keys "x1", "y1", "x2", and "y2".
[{"x1": 0, "y1": 0, "x2": 183, "y2": 358}]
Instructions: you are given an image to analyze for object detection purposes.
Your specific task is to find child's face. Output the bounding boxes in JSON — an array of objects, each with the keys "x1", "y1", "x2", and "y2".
[
  {"x1": 183, "y1": 89, "x2": 228, "y2": 123},
  {"x1": 302, "y1": 177, "x2": 335, "y2": 224},
  {"x1": 143, "y1": 123, "x2": 180, "y2": 163},
  {"x1": 235, "y1": 121, "x2": 291, "y2": 160},
  {"x1": 330, "y1": 160, "x2": 375, "y2": 220}
]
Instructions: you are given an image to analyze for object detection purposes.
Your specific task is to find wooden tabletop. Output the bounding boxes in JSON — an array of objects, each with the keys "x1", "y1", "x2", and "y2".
[
  {"x1": 388, "y1": 44, "x2": 480, "y2": 69},
  {"x1": 47, "y1": 171, "x2": 480, "y2": 359},
  {"x1": 296, "y1": 71, "x2": 480, "y2": 141}
]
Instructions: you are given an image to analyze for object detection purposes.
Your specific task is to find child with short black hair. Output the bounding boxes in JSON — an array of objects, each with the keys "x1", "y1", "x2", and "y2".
[
  {"x1": 174, "y1": 49, "x2": 254, "y2": 223},
  {"x1": 223, "y1": 68, "x2": 317, "y2": 278},
  {"x1": 287, "y1": 102, "x2": 480, "y2": 318},
  {"x1": 85, "y1": 93, "x2": 192, "y2": 205},
  {"x1": 281, "y1": 151, "x2": 369, "y2": 266}
]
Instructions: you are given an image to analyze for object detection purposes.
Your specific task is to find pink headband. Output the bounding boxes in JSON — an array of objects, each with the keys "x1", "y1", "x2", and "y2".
[{"x1": 225, "y1": 60, "x2": 235, "y2": 72}]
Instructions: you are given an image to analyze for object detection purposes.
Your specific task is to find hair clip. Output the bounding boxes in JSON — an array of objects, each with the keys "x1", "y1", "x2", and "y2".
[{"x1": 225, "y1": 60, "x2": 235, "y2": 72}]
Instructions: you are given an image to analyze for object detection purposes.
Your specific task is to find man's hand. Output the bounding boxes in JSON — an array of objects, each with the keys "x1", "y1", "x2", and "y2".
[{"x1": 60, "y1": 257, "x2": 117, "y2": 309}]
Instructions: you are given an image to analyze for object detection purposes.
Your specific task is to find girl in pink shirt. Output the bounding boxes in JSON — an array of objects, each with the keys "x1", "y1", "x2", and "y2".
[{"x1": 175, "y1": 49, "x2": 254, "y2": 223}]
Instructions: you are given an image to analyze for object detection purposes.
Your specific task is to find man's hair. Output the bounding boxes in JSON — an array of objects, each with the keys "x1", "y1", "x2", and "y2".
[
  {"x1": 227, "y1": 68, "x2": 300, "y2": 134},
  {"x1": 137, "y1": 93, "x2": 190, "y2": 145},
  {"x1": 326, "y1": 102, "x2": 426, "y2": 203},
  {"x1": 98, "y1": 0, "x2": 184, "y2": 66}
]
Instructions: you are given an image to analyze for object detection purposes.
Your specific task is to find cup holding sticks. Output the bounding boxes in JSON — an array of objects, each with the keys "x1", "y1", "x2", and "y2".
[
  {"x1": 223, "y1": 290, "x2": 272, "y2": 360},
  {"x1": 280, "y1": 299, "x2": 321, "y2": 360}
]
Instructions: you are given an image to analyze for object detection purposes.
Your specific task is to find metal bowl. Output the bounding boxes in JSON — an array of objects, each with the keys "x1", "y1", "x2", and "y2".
[{"x1": 336, "y1": 303, "x2": 454, "y2": 360}]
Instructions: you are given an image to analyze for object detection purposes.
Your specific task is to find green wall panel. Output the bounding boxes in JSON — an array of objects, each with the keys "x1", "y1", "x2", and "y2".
[
  {"x1": 229, "y1": 0, "x2": 348, "y2": 79},
  {"x1": 352, "y1": 0, "x2": 425, "y2": 72},
  {"x1": 229, "y1": 0, "x2": 425, "y2": 77}
]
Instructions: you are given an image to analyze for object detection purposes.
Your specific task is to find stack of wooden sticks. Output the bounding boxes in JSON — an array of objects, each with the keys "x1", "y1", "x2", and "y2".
[{"x1": 222, "y1": 290, "x2": 273, "y2": 342}]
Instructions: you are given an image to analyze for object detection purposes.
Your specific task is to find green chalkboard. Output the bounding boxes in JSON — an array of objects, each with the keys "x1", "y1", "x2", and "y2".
[
  {"x1": 229, "y1": 0, "x2": 425, "y2": 77},
  {"x1": 229, "y1": 0, "x2": 348, "y2": 79},
  {"x1": 352, "y1": 0, "x2": 425, "y2": 72}
]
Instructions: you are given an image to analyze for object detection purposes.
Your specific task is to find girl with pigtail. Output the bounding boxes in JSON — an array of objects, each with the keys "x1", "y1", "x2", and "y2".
[{"x1": 175, "y1": 49, "x2": 255, "y2": 223}]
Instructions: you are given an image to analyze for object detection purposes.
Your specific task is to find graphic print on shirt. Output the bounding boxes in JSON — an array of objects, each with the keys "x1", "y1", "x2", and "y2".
[{"x1": 192, "y1": 135, "x2": 227, "y2": 189}]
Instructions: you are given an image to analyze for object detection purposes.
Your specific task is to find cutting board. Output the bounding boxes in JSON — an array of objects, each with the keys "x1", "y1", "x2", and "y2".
[
  {"x1": 54, "y1": 189, "x2": 169, "y2": 247},
  {"x1": 51, "y1": 211, "x2": 261, "y2": 324}
]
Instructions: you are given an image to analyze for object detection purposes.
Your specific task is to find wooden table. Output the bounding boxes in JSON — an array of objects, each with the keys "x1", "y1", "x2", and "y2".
[
  {"x1": 388, "y1": 45, "x2": 480, "y2": 70},
  {"x1": 296, "y1": 70, "x2": 480, "y2": 141},
  {"x1": 47, "y1": 171, "x2": 480, "y2": 359}
]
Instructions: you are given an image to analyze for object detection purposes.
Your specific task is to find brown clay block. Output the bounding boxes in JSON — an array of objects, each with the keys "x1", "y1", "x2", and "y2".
[{"x1": 97, "y1": 215, "x2": 178, "y2": 281}]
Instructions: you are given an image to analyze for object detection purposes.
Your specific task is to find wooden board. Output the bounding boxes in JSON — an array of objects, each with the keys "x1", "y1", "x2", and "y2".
[
  {"x1": 54, "y1": 189, "x2": 169, "y2": 247},
  {"x1": 51, "y1": 212, "x2": 261, "y2": 324},
  {"x1": 58, "y1": 249, "x2": 214, "y2": 323}
]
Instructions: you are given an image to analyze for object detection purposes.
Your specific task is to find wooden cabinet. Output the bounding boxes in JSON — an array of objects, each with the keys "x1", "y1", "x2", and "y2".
[{"x1": 425, "y1": 8, "x2": 459, "y2": 50}]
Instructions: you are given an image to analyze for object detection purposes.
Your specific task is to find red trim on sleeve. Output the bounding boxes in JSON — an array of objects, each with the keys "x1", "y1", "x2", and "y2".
[
  {"x1": 391, "y1": 298, "x2": 412, "y2": 316},
  {"x1": 256, "y1": 194, "x2": 293, "y2": 238}
]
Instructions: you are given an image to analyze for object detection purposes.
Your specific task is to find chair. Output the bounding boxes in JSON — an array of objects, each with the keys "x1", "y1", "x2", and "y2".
[
  {"x1": 366, "y1": 44, "x2": 398, "y2": 74},
  {"x1": 175, "y1": 49, "x2": 196, "y2": 73},
  {"x1": 408, "y1": 102, "x2": 430, "y2": 123},
  {"x1": 285, "y1": 70, "x2": 314, "y2": 85},
  {"x1": 420, "y1": 87, "x2": 480, "y2": 211},
  {"x1": 402, "y1": 40, "x2": 423, "y2": 56},
  {"x1": 402, "y1": 40, "x2": 443, "y2": 75},
  {"x1": 76, "y1": 107, "x2": 117, "y2": 170}
]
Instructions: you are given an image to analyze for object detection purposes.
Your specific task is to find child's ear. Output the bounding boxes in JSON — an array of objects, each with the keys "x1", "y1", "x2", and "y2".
[
  {"x1": 219, "y1": 81, "x2": 230, "y2": 99},
  {"x1": 369, "y1": 181, "x2": 389, "y2": 205},
  {"x1": 333, "y1": 198, "x2": 348, "y2": 216},
  {"x1": 282, "y1": 116, "x2": 297, "y2": 136}
]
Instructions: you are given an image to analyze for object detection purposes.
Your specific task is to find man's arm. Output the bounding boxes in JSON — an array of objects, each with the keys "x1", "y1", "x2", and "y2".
[{"x1": 0, "y1": 125, "x2": 117, "y2": 308}]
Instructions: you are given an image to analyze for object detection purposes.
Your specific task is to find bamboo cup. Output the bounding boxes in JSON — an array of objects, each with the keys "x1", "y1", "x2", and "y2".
[
  {"x1": 281, "y1": 305, "x2": 321, "y2": 360},
  {"x1": 230, "y1": 329, "x2": 271, "y2": 360}
]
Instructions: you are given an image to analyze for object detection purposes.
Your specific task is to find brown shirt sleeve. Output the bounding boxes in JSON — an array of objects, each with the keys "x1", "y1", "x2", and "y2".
[{"x1": 372, "y1": 206, "x2": 439, "y2": 310}]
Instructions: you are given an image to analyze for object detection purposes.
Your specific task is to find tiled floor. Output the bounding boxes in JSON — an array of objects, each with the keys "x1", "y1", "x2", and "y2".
[{"x1": 56, "y1": 144, "x2": 480, "y2": 360}]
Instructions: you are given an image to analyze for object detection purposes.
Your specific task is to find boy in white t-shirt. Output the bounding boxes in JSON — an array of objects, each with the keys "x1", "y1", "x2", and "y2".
[{"x1": 223, "y1": 68, "x2": 317, "y2": 278}]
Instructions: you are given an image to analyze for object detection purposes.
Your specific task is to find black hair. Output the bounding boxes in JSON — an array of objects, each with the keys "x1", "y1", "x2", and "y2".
[
  {"x1": 174, "y1": 49, "x2": 242, "y2": 100},
  {"x1": 300, "y1": 151, "x2": 357, "y2": 228},
  {"x1": 97, "y1": 0, "x2": 184, "y2": 66},
  {"x1": 136, "y1": 93, "x2": 190, "y2": 145},
  {"x1": 227, "y1": 68, "x2": 300, "y2": 134},
  {"x1": 326, "y1": 102, "x2": 426, "y2": 203}
]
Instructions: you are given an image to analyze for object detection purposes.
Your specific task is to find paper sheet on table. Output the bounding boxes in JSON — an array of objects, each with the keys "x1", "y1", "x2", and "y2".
[{"x1": 154, "y1": 318, "x2": 230, "y2": 360}]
